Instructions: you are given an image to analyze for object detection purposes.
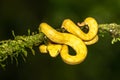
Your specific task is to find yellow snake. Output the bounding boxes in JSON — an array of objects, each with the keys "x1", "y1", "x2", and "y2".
[{"x1": 39, "y1": 17, "x2": 98, "y2": 65}]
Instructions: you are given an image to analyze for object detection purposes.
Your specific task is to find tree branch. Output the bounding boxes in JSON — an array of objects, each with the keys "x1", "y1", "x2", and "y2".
[
  {"x1": 0, "y1": 23, "x2": 120, "y2": 68},
  {"x1": 99, "y1": 23, "x2": 120, "y2": 44},
  {"x1": 0, "y1": 32, "x2": 44, "y2": 67}
]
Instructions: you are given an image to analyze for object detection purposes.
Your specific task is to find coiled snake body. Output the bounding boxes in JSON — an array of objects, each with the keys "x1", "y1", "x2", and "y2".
[{"x1": 39, "y1": 17, "x2": 98, "y2": 65}]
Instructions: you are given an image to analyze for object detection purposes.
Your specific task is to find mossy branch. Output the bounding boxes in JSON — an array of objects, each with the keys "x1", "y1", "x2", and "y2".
[
  {"x1": 99, "y1": 23, "x2": 120, "y2": 44},
  {"x1": 0, "y1": 32, "x2": 44, "y2": 67},
  {"x1": 0, "y1": 23, "x2": 120, "y2": 68}
]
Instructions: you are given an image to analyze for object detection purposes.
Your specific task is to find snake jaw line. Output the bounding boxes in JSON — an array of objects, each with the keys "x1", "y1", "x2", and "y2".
[{"x1": 47, "y1": 43, "x2": 62, "y2": 57}]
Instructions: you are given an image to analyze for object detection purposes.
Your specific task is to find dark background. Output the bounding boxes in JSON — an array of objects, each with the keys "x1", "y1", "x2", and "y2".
[{"x1": 0, "y1": 0, "x2": 120, "y2": 80}]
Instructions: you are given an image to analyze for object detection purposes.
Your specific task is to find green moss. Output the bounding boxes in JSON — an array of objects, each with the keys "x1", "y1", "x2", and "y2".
[{"x1": 0, "y1": 32, "x2": 44, "y2": 68}]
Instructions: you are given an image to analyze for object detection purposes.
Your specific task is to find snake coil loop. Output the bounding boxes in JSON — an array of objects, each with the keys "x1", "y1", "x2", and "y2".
[{"x1": 39, "y1": 17, "x2": 98, "y2": 65}]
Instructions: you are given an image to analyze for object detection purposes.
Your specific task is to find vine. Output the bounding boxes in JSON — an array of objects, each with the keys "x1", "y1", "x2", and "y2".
[{"x1": 0, "y1": 17, "x2": 120, "y2": 68}]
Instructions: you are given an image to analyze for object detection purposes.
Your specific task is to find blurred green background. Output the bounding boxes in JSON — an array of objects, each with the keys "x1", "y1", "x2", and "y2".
[{"x1": 0, "y1": 0, "x2": 120, "y2": 80}]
